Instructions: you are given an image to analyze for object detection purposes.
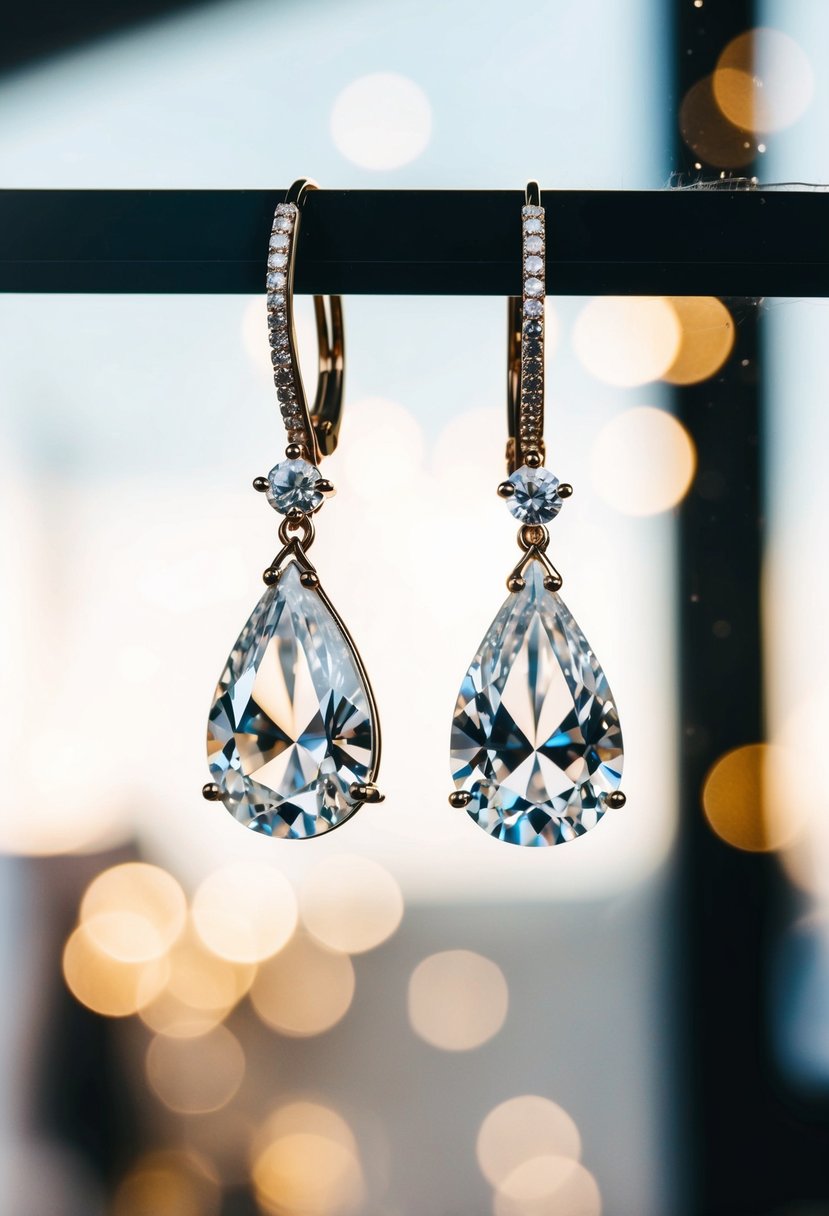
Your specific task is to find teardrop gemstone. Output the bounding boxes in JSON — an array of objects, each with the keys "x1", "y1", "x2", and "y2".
[
  {"x1": 450, "y1": 561, "x2": 623, "y2": 846},
  {"x1": 207, "y1": 561, "x2": 377, "y2": 838}
]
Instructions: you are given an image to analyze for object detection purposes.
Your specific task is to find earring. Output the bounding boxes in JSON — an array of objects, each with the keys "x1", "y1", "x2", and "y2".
[
  {"x1": 203, "y1": 178, "x2": 383, "y2": 838},
  {"x1": 448, "y1": 183, "x2": 625, "y2": 846}
]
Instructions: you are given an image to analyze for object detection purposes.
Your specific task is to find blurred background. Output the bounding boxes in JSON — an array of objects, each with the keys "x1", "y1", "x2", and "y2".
[{"x1": 1, "y1": 0, "x2": 828, "y2": 1213}]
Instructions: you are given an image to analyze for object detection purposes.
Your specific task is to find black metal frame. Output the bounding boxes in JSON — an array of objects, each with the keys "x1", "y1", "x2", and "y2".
[{"x1": 1, "y1": 187, "x2": 827, "y2": 296}]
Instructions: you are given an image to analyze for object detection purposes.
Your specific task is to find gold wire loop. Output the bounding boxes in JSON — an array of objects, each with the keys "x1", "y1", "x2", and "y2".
[
  {"x1": 268, "y1": 178, "x2": 345, "y2": 464},
  {"x1": 506, "y1": 181, "x2": 546, "y2": 473},
  {"x1": 277, "y1": 513, "x2": 316, "y2": 549},
  {"x1": 517, "y1": 523, "x2": 549, "y2": 552}
]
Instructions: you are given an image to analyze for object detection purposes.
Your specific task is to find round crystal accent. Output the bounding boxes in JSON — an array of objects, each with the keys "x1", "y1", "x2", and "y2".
[
  {"x1": 506, "y1": 466, "x2": 562, "y2": 524},
  {"x1": 524, "y1": 255, "x2": 544, "y2": 275},
  {"x1": 524, "y1": 299, "x2": 543, "y2": 318},
  {"x1": 523, "y1": 218, "x2": 543, "y2": 235},
  {"x1": 266, "y1": 458, "x2": 323, "y2": 515},
  {"x1": 524, "y1": 277, "x2": 544, "y2": 298},
  {"x1": 524, "y1": 235, "x2": 544, "y2": 254}
]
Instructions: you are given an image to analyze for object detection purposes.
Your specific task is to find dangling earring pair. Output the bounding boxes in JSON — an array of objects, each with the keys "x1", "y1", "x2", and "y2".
[{"x1": 204, "y1": 180, "x2": 625, "y2": 844}]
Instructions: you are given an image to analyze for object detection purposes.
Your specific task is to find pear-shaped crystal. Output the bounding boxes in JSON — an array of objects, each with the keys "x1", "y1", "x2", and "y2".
[
  {"x1": 207, "y1": 562, "x2": 376, "y2": 838},
  {"x1": 450, "y1": 561, "x2": 623, "y2": 846}
]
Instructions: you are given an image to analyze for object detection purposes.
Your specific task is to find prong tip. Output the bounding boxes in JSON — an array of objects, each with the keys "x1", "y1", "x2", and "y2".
[
  {"x1": 350, "y1": 782, "x2": 385, "y2": 804},
  {"x1": 202, "y1": 782, "x2": 222, "y2": 801},
  {"x1": 286, "y1": 506, "x2": 304, "y2": 521},
  {"x1": 263, "y1": 567, "x2": 279, "y2": 585},
  {"x1": 606, "y1": 790, "x2": 627, "y2": 809},
  {"x1": 299, "y1": 570, "x2": 320, "y2": 588},
  {"x1": 524, "y1": 450, "x2": 543, "y2": 468},
  {"x1": 544, "y1": 574, "x2": 562, "y2": 591},
  {"x1": 497, "y1": 481, "x2": 516, "y2": 499},
  {"x1": 252, "y1": 476, "x2": 269, "y2": 493},
  {"x1": 557, "y1": 482, "x2": 574, "y2": 499},
  {"x1": 448, "y1": 790, "x2": 473, "y2": 809},
  {"x1": 507, "y1": 575, "x2": 526, "y2": 593},
  {"x1": 285, "y1": 442, "x2": 304, "y2": 459},
  {"x1": 316, "y1": 479, "x2": 335, "y2": 496}
]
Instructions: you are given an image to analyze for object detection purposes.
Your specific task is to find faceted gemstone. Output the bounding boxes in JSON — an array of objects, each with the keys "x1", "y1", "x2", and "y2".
[
  {"x1": 524, "y1": 277, "x2": 544, "y2": 297},
  {"x1": 207, "y1": 562, "x2": 376, "y2": 838},
  {"x1": 267, "y1": 271, "x2": 287, "y2": 290},
  {"x1": 524, "y1": 254, "x2": 544, "y2": 275},
  {"x1": 450, "y1": 562, "x2": 623, "y2": 846},
  {"x1": 268, "y1": 252, "x2": 288, "y2": 269},
  {"x1": 523, "y1": 318, "x2": 543, "y2": 338},
  {"x1": 522, "y1": 205, "x2": 544, "y2": 218},
  {"x1": 266, "y1": 458, "x2": 323, "y2": 514},
  {"x1": 273, "y1": 217, "x2": 293, "y2": 233},
  {"x1": 270, "y1": 234, "x2": 290, "y2": 252},
  {"x1": 524, "y1": 235, "x2": 544, "y2": 254},
  {"x1": 506, "y1": 465, "x2": 562, "y2": 524},
  {"x1": 524, "y1": 299, "x2": 543, "y2": 317},
  {"x1": 523, "y1": 218, "x2": 543, "y2": 235}
]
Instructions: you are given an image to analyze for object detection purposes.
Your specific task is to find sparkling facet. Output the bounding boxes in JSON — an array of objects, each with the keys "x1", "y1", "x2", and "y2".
[
  {"x1": 506, "y1": 466, "x2": 562, "y2": 523},
  {"x1": 266, "y1": 458, "x2": 323, "y2": 515},
  {"x1": 268, "y1": 252, "x2": 288, "y2": 269},
  {"x1": 522, "y1": 205, "x2": 544, "y2": 218},
  {"x1": 450, "y1": 563, "x2": 623, "y2": 846},
  {"x1": 524, "y1": 235, "x2": 544, "y2": 254},
  {"x1": 208, "y1": 562, "x2": 376, "y2": 838},
  {"x1": 273, "y1": 217, "x2": 293, "y2": 234},
  {"x1": 524, "y1": 299, "x2": 543, "y2": 317},
  {"x1": 523, "y1": 319, "x2": 543, "y2": 338},
  {"x1": 524, "y1": 277, "x2": 544, "y2": 298},
  {"x1": 524, "y1": 254, "x2": 544, "y2": 275},
  {"x1": 523, "y1": 218, "x2": 543, "y2": 235},
  {"x1": 267, "y1": 271, "x2": 287, "y2": 290}
]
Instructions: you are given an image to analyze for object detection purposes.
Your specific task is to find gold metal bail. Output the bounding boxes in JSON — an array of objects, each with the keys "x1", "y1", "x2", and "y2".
[
  {"x1": 506, "y1": 181, "x2": 546, "y2": 473},
  {"x1": 269, "y1": 178, "x2": 345, "y2": 463}
]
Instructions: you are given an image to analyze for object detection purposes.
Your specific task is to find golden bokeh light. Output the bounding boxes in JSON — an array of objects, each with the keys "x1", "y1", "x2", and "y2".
[
  {"x1": 713, "y1": 28, "x2": 814, "y2": 133},
  {"x1": 663, "y1": 298, "x2": 735, "y2": 385},
  {"x1": 341, "y1": 397, "x2": 425, "y2": 501},
  {"x1": 573, "y1": 297, "x2": 680, "y2": 388},
  {"x1": 476, "y1": 1095, "x2": 582, "y2": 1188},
  {"x1": 113, "y1": 1150, "x2": 220, "y2": 1216},
  {"x1": 493, "y1": 1157, "x2": 601, "y2": 1216},
  {"x1": 80, "y1": 863, "x2": 187, "y2": 963},
  {"x1": 253, "y1": 1101, "x2": 358, "y2": 1164},
  {"x1": 679, "y1": 75, "x2": 758, "y2": 168},
  {"x1": 408, "y1": 949, "x2": 508, "y2": 1051},
  {"x1": 250, "y1": 932, "x2": 355, "y2": 1037},
  {"x1": 702, "y1": 742, "x2": 805, "y2": 853},
  {"x1": 139, "y1": 922, "x2": 255, "y2": 1038},
  {"x1": 330, "y1": 72, "x2": 432, "y2": 171},
  {"x1": 63, "y1": 924, "x2": 169, "y2": 1017},
  {"x1": 192, "y1": 863, "x2": 297, "y2": 964},
  {"x1": 299, "y1": 854, "x2": 404, "y2": 954},
  {"x1": 253, "y1": 1131, "x2": 364, "y2": 1216},
  {"x1": 145, "y1": 1024, "x2": 245, "y2": 1114},
  {"x1": 591, "y1": 406, "x2": 696, "y2": 516}
]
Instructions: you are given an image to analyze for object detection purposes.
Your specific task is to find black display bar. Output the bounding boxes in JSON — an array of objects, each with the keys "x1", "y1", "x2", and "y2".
[{"x1": 0, "y1": 188, "x2": 826, "y2": 296}]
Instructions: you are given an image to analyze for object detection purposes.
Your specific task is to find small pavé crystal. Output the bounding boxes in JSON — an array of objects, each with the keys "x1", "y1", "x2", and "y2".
[
  {"x1": 267, "y1": 271, "x2": 287, "y2": 290},
  {"x1": 524, "y1": 254, "x2": 544, "y2": 275},
  {"x1": 524, "y1": 299, "x2": 543, "y2": 318},
  {"x1": 523, "y1": 218, "x2": 543, "y2": 235},
  {"x1": 271, "y1": 348, "x2": 291, "y2": 367},
  {"x1": 277, "y1": 386, "x2": 296, "y2": 403},
  {"x1": 524, "y1": 338, "x2": 542, "y2": 358},
  {"x1": 268, "y1": 252, "x2": 288, "y2": 270},
  {"x1": 523, "y1": 319, "x2": 543, "y2": 338},
  {"x1": 270, "y1": 234, "x2": 290, "y2": 252},
  {"x1": 524, "y1": 277, "x2": 544, "y2": 297},
  {"x1": 267, "y1": 299, "x2": 287, "y2": 317},
  {"x1": 524, "y1": 235, "x2": 544, "y2": 254},
  {"x1": 273, "y1": 217, "x2": 293, "y2": 234},
  {"x1": 522, "y1": 205, "x2": 544, "y2": 218}
]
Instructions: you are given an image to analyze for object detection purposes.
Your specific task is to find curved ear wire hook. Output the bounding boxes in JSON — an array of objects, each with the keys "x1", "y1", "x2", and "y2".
[
  {"x1": 507, "y1": 180, "x2": 546, "y2": 473},
  {"x1": 271, "y1": 178, "x2": 344, "y2": 464}
]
